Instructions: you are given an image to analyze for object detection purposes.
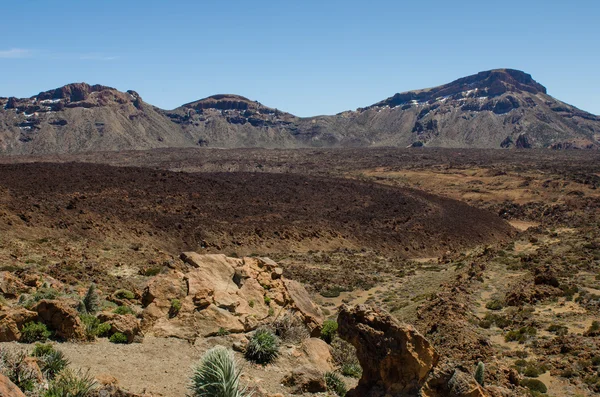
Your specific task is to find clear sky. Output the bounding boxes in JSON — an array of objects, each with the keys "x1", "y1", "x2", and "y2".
[{"x1": 1, "y1": 0, "x2": 598, "y2": 116}]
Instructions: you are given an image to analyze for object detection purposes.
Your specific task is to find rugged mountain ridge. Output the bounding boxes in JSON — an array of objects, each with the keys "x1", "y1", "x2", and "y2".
[{"x1": 1, "y1": 69, "x2": 598, "y2": 154}]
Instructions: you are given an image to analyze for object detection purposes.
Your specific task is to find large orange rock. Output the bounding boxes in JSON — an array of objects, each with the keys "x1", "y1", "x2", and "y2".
[
  {"x1": 0, "y1": 307, "x2": 38, "y2": 341},
  {"x1": 141, "y1": 253, "x2": 323, "y2": 338},
  {"x1": 98, "y1": 313, "x2": 142, "y2": 343},
  {"x1": 0, "y1": 272, "x2": 29, "y2": 298},
  {"x1": 33, "y1": 299, "x2": 85, "y2": 341},
  {"x1": 0, "y1": 373, "x2": 26, "y2": 397}
]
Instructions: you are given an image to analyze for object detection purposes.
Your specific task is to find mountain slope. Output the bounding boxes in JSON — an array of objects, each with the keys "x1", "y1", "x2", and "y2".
[
  {"x1": 293, "y1": 69, "x2": 600, "y2": 149},
  {"x1": 0, "y1": 69, "x2": 598, "y2": 154}
]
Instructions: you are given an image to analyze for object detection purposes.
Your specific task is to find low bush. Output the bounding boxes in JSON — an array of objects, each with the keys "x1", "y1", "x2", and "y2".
[
  {"x1": 32, "y1": 343, "x2": 55, "y2": 357},
  {"x1": 245, "y1": 328, "x2": 279, "y2": 364},
  {"x1": 520, "y1": 378, "x2": 547, "y2": 393},
  {"x1": 20, "y1": 322, "x2": 51, "y2": 343},
  {"x1": 113, "y1": 305, "x2": 135, "y2": 315},
  {"x1": 341, "y1": 363, "x2": 362, "y2": 378},
  {"x1": 485, "y1": 300, "x2": 504, "y2": 311},
  {"x1": 547, "y1": 324, "x2": 568, "y2": 336},
  {"x1": 325, "y1": 372, "x2": 347, "y2": 396},
  {"x1": 97, "y1": 322, "x2": 112, "y2": 337},
  {"x1": 108, "y1": 332, "x2": 128, "y2": 344},
  {"x1": 504, "y1": 326, "x2": 537, "y2": 343},
  {"x1": 321, "y1": 320, "x2": 338, "y2": 344},
  {"x1": 271, "y1": 311, "x2": 309, "y2": 343},
  {"x1": 169, "y1": 299, "x2": 182, "y2": 318}
]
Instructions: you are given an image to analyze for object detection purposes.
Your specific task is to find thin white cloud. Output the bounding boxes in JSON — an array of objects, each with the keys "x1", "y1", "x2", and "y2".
[{"x1": 0, "y1": 48, "x2": 32, "y2": 59}]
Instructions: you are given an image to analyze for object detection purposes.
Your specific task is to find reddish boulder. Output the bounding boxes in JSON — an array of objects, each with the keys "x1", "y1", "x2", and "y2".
[{"x1": 32, "y1": 299, "x2": 85, "y2": 341}]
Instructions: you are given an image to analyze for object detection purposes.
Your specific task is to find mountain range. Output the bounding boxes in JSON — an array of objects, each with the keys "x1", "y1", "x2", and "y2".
[{"x1": 1, "y1": 69, "x2": 598, "y2": 155}]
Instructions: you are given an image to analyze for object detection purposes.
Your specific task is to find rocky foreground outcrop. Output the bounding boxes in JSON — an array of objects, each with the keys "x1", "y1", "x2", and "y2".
[
  {"x1": 141, "y1": 253, "x2": 324, "y2": 340},
  {"x1": 338, "y1": 305, "x2": 487, "y2": 397}
]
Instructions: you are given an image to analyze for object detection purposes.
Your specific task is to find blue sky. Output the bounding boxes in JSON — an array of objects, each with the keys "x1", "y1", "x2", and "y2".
[{"x1": 1, "y1": 0, "x2": 598, "y2": 116}]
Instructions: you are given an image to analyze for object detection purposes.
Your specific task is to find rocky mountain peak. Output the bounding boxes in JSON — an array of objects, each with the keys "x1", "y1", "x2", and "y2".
[
  {"x1": 182, "y1": 94, "x2": 265, "y2": 112},
  {"x1": 34, "y1": 83, "x2": 117, "y2": 103},
  {"x1": 368, "y1": 69, "x2": 547, "y2": 110}
]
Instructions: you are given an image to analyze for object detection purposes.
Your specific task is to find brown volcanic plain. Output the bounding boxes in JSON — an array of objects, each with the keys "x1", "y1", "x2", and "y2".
[{"x1": 0, "y1": 162, "x2": 513, "y2": 259}]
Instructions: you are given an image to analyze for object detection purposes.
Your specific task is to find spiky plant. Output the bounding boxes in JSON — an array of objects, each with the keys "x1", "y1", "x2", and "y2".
[
  {"x1": 325, "y1": 372, "x2": 347, "y2": 396},
  {"x1": 244, "y1": 328, "x2": 279, "y2": 364},
  {"x1": 83, "y1": 284, "x2": 100, "y2": 314},
  {"x1": 474, "y1": 361, "x2": 485, "y2": 386},
  {"x1": 41, "y1": 349, "x2": 70, "y2": 380},
  {"x1": 189, "y1": 346, "x2": 249, "y2": 397},
  {"x1": 44, "y1": 369, "x2": 97, "y2": 397}
]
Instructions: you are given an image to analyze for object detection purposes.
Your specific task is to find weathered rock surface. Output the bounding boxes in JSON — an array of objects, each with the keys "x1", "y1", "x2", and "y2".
[
  {"x1": 0, "y1": 272, "x2": 29, "y2": 298},
  {"x1": 422, "y1": 364, "x2": 486, "y2": 397},
  {"x1": 98, "y1": 313, "x2": 142, "y2": 343},
  {"x1": 33, "y1": 299, "x2": 85, "y2": 341},
  {"x1": 282, "y1": 365, "x2": 327, "y2": 394},
  {"x1": 141, "y1": 253, "x2": 323, "y2": 340},
  {"x1": 299, "y1": 338, "x2": 335, "y2": 373},
  {"x1": 0, "y1": 373, "x2": 26, "y2": 397},
  {"x1": 0, "y1": 307, "x2": 38, "y2": 341},
  {"x1": 338, "y1": 304, "x2": 439, "y2": 396}
]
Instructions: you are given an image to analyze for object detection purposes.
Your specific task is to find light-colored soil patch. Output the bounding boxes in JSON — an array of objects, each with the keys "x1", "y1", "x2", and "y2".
[
  {"x1": 538, "y1": 372, "x2": 590, "y2": 397},
  {"x1": 1, "y1": 336, "x2": 329, "y2": 397},
  {"x1": 508, "y1": 220, "x2": 540, "y2": 231}
]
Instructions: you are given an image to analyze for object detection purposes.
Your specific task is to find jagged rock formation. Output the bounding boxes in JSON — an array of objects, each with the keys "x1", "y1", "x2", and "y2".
[
  {"x1": 337, "y1": 305, "x2": 440, "y2": 396},
  {"x1": 141, "y1": 253, "x2": 324, "y2": 340},
  {"x1": 338, "y1": 304, "x2": 490, "y2": 397},
  {"x1": 1, "y1": 69, "x2": 598, "y2": 154}
]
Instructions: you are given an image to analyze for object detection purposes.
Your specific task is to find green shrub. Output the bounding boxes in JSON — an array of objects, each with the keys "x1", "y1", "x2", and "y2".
[
  {"x1": 113, "y1": 305, "x2": 135, "y2": 315},
  {"x1": 216, "y1": 327, "x2": 230, "y2": 337},
  {"x1": 520, "y1": 378, "x2": 547, "y2": 393},
  {"x1": 505, "y1": 326, "x2": 537, "y2": 343},
  {"x1": 474, "y1": 361, "x2": 485, "y2": 386},
  {"x1": 341, "y1": 363, "x2": 362, "y2": 378},
  {"x1": 20, "y1": 322, "x2": 51, "y2": 343},
  {"x1": 586, "y1": 321, "x2": 600, "y2": 335},
  {"x1": 32, "y1": 343, "x2": 55, "y2": 357},
  {"x1": 248, "y1": 300, "x2": 255, "y2": 308},
  {"x1": 0, "y1": 348, "x2": 39, "y2": 391},
  {"x1": 79, "y1": 314, "x2": 101, "y2": 341},
  {"x1": 169, "y1": 299, "x2": 182, "y2": 318},
  {"x1": 34, "y1": 287, "x2": 60, "y2": 302},
  {"x1": 263, "y1": 295, "x2": 271, "y2": 305},
  {"x1": 114, "y1": 289, "x2": 135, "y2": 300},
  {"x1": 45, "y1": 369, "x2": 96, "y2": 397},
  {"x1": 320, "y1": 320, "x2": 338, "y2": 344},
  {"x1": 330, "y1": 337, "x2": 360, "y2": 378},
  {"x1": 325, "y1": 372, "x2": 347, "y2": 396},
  {"x1": 547, "y1": 324, "x2": 568, "y2": 336},
  {"x1": 245, "y1": 328, "x2": 279, "y2": 364},
  {"x1": 108, "y1": 332, "x2": 128, "y2": 344},
  {"x1": 189, "y1": 346, "x2": 249, "y2": 397},
  {"x1": 40, "y1": 349, "x2": 70, "y2": 379},
  {"x1": 485, "y1": 300, "x2": 504, "y2": 311},
  {"x1": 320, "y1": 287, "x2": 343, "y2": 298},
  {"x1": 96, "y1": 323, "x2": 112, "y2": 337},
  {"x1": 83, "y1": 284, "x2": 100, "y2": 314}
]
